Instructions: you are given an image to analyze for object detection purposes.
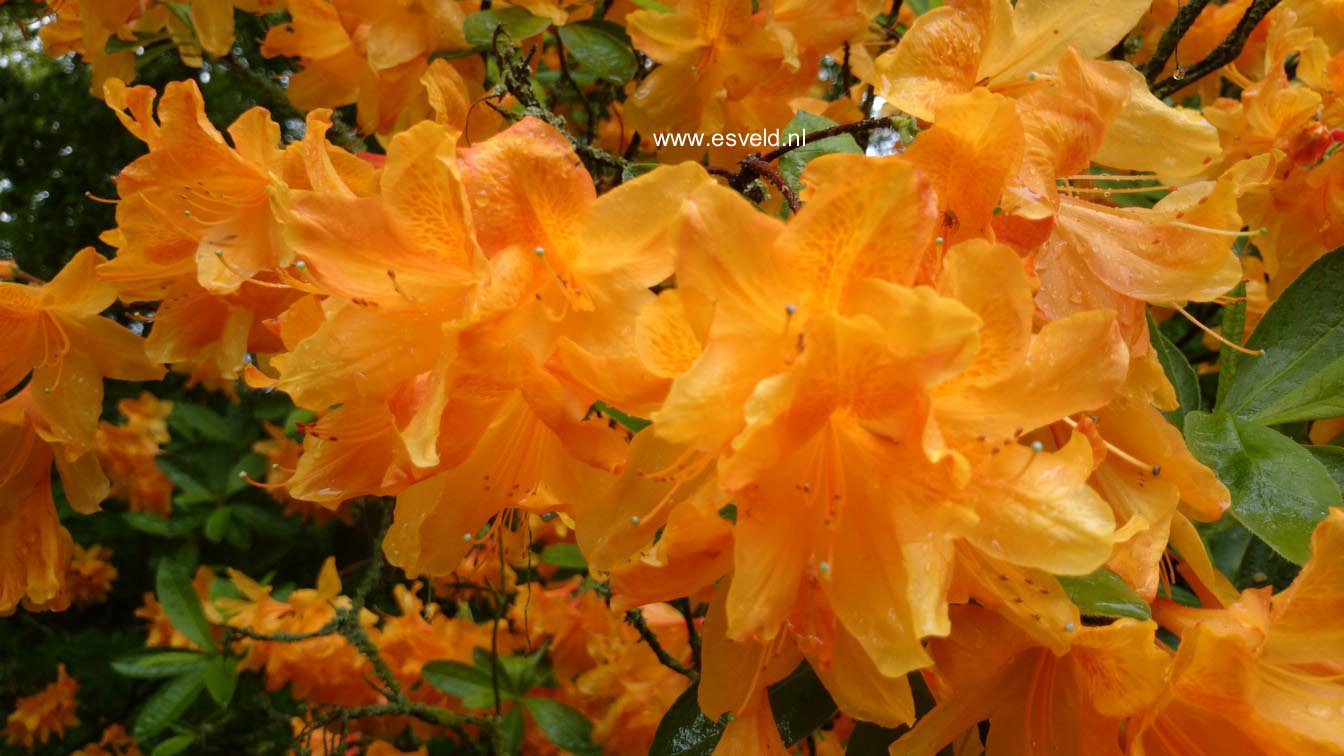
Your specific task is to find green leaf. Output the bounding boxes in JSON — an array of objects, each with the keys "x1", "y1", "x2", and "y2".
[
  {"x1": 1219, "y1": 248, "x2": 1344, "y2": 424},
  {"x1": 558, "y1": 21, "x2": 637, "y2": 85},
  {"x1": 122, "y1": 510, "x2": 208, "y2": 537},
  {"x1": 169, "y1": 403, "x2": 233, "y2": 443},
  {"x1": 501, "y1": 705, "x2": 525, "y2": 756},
  {"x1": 204, "y1": 655, "x2": 238, "y2": 706},
  {"x1": 1184, "y1": 411, "x2": 1339, "y2": 564},
  {"x1": 464, "y1": 7, "x2": 551, "y2": 49},
  {"x1": 204, "y1": 507, "x2": 232, "y2": 543},
  {"x1": 1308, "y1": 445, "x2": 1344, "y2": 490},
  {"x1": 229, "y1": 504, "x2": 301, "y2": 538},
  {"x1": 630, "y1": 0, "x2": 674, "y2": 11},
  {"x1": 133, "y1": 668, "x2": 207, "y2": 741},
  {"x1": 650, "y1": 682, "x2": 727, "y2": 756},
  {"x1": 1147, "y1": 311, "x2": 1200, "y2": 425},
  {"x1": 1057, "y1": 567, "x2": 1151, "y2": 620},
  {"x1": 150, "y1": 734, "x2": 197, "y2": 756},
  {"x1": 1196, "y1": 516, "x2": 1254, "y2": 581},
  {"x1": 155, "y1": 559, "x2": 215, "y2": 651},
  {"x1": 540, "y1": 543, "x2": 587, "y2": 570},
  {"x1": 1214, "y1": 281, "x2": 1248, "y2": 410},
  {"x1": 767, "y1": 662, "x2": 838, "y2": 746},
  {"x1": 423, "y1": 660, "x2": 496, "y2": 701},
  {"x1": 522, "y1": 697, "x2": 600, "y2": 756},
  {"x1": 110, "y1": 650, "x2": 210, "y2": 679},
  {"x1": 155, "y1": 458, "x2": 211, "y2": 500},
  {"x1": 777, "y1": 112, "x2": 861, "y2": 194}
]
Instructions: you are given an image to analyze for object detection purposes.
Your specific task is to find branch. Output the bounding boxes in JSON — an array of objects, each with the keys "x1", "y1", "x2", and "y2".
[
  {"x1": 552, "y1": 28, "x2": 598, "y2": 142},
  {"x1": 715, "y1": 116, "x2": 900, "y2": 206},
  {"x1": 744, "y1": 155, "x2": 801, "y2": 213},
  {"x1": 1150, "y1": 0, "x2": 1282, "y2": 99},
  {"x1": 625, "y1": 608, "x2": 697, "y2": 680},
  {"x1": 489, "y1": 27, "x2": 629, "y2": 176},
  {"x1": 1140, "y1": 0, "x2": 1213, "y2": 81}
]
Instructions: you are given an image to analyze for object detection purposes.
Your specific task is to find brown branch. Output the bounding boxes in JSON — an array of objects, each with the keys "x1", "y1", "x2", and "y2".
[
  {"x1": 1140, "y1": 0, "x2": 1214, "y2": 81},
  {"x1": 745, "y1": 155, "x2": 801, "y2": 213},
  {"x1": 625, "y1": 608, "x2": 697, "y2": 680},
  {"x1": 1150, "y1": 0, "x2": 1282, "y2": 99}
]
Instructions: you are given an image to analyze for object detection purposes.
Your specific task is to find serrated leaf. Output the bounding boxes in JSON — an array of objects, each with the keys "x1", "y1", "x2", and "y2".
[
  {"x1": 1184, "y1": 411, "x2": 1339, "y2": 564},
  {"x1": 1057, "y1": 567, "x2": 1151, "y2": 619},
  {"x1": 156, "y1": 560, "x2": 215, "y2": 651},
  {"x1": 110, "y1": 650, "x2": 210, "y2": 679},
  {"x1": 151, "y1": 734, "x2": 197, "y2": 756},
  {"x1": 1147, "y1": 310, "x2": 1200, "y2": 425},
  {"x1": 650, "y1": 682, "x2": 727, "y2": 756},
  {"x1": 464, "y1": 7, "x2": 551, "y2": 49},
  {"x1": 522, "y1": 697, "x2": 600, "y2": 756},
  {"x1": 777, "y1": 112, "x2": 861, "y2": 194},
  {"x1": 204, "y1": 655, "x2": 238, "y2": 706},
  {"x1": 540, "y1": 543, "x2": 587, "y2": 569},
  {"x1": 133, "y1": 668, "x2": 207, "y2": 741},
  {"x1": 558, "y1": 21, "x2": 637, "y2": 85},
  {"x1": 767, "y1": 662, "x2": 838, "y2": 746},
  {"x1": 1219, "y1": 248, "x2": 1344, "y2": 424}
]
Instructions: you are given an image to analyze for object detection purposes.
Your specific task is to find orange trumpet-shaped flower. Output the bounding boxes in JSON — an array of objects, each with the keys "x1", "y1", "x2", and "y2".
[
  {"x1": 1132, "y1": 508, "x2": 1344, "y2": 754},
  {"x1": 0, "y1": 248, "x2": 162, "y2": 511},
  {"x1": 875, "y1": 0, "x2": 1220, "y2": 177},
  {"x1": 891, "y1": 605, "x2": 1170, "y2": 755},
  {"x1": 581, "y1": 153, "x2": 1130, "y2": 725},
  {"x1": 3, "y1": 664, "x2": 80, "y2": 750},
  {"x1": 260, "y1": 0, "x2": 472, "y2": 135},
  {"x1": 625, "y1": 0, "x2": 871, "y2": 162}
]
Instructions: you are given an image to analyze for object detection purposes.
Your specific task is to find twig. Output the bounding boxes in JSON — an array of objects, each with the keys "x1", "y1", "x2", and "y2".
[
  {"x1": 744, "y1": 155, "x2": 801, "y2": 213},
  {"x1": 625, "y1": 608, "x2": 698, "y2": 680},
  {"x1": 1150, "y1": 0, "x2": 1282, "y2": 99},
  {"x1": 552, "y1": 28, "x2": 598, "y2": 142},
  {"x1": 490, "y1": 27, "x2": 629, "y2": 176},
  {"x1": 1140, "y1": 0, "x2": 1214, "y2": 81},
  {"x1": 671, "y1": 598, "x2": 702, "y2": 671}
]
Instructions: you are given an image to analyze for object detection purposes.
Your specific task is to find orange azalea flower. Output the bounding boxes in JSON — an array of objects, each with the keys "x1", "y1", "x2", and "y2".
[
  {"x1": 625, "y1": 0, "x2": 872, "y2": 162},
  {"x1": 1, "y1": 248, "x2": 162, "y2": 510},
  {"x1": 97, "y1": 393, "x2": 175, "y2": 516},
  {"x1": 1133, "y1": 508, "x2": 1344, "y2": 754},
  {"x1": 276, "y1": 117, "x2": 713, "y2": 575},
  {"x1": 891, "y1": 605, "x2": 1169, "y2": 754},
  {"x1": 69, "y1": 723, "x2": 142, "y2": 756},
  {"x1": 0, "y1": 405, "x2": 75, "y2": 615},
  {"x1": 260, "y1": 0, "x2": 476, "y2": 135},
  {"x1": 507, "y1": 579, "x2": 692, "y2": 754},
  {"x1": 1204, "y1": 9, "x2": 1344, "y2": 296},
  {"x1": 221, "y1": 558, "x2": 378, "y2": 706},
  {"x1": 875, "y1": 0, "x2": 1220, "y2": 178},
  {"x1": 64, "y1": 544, "x2": 119, "y2": 607},
  {"x1": 582, "y1": 153, "x2": 1130, "y2": 726},
  {"x1": 2, "y1": 664, "x2": 80, "y2": 750}
]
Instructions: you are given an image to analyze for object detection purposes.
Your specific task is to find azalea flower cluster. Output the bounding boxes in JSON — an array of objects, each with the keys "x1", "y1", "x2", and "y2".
[
  {"x1": 128, "y1": 549, "x2": 691, "y2": 754},
  {"x1": 4, "y1": 0, "x2": 1344, "y2": 753}
]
